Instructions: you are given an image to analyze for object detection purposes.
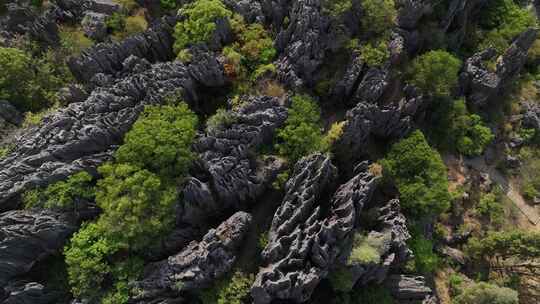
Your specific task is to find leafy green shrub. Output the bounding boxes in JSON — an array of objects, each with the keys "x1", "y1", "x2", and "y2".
[
  {"x1": 449, "y1": 273, "x2": 465, "y2": 296},
  {"x1": 23, "y1": 171, "x2": 95, "y2": 210},
  {"x1": 434, "y1": 99, "x2": 494, "y2": 156},
  {"x1": 272, "y1": 170, "x2": 290, "y2": 190},
  {"x1": 322, "y1": 0, "x2": 352, "y2": 17},
  {"x1": 409, "y1": 50, "x2": 462, "y2": 97},
  {"x1": 275, "y1": 94, "x2": 323, "y2": 162},
  {"x1": 321, "y1": 121, "x2": 345, "y2": 152},
  {"x1": 360, "y1": 0, "x2": 396, "y2": 36},
  {"x1": 206, "y1": 108, "x2": 238, "y2": 135},
  {"x1": 381, "y1": 130, "x2": 451, "y2": 217},
  {"x1": 476, "y1": 189, "x2": 504, "y2": 226},
  {"x1": 64, "y1": 222, "x2": 122, "y2": 300},
  {"x1": 453, "y1": 282, "x2": 518, "y2": 304},
  {"x1": 518, "y1": 147, "x2": 540, "y2": 200},
  {"x1": 199, "y1": 271, "x2": 255, "y2": 304},
  {"x1": 115, "y1": 103, "x2": 198, "y2": 178},
  {"x1": 479, "y1": 0, "x2": 536, "y2": 52},
  {"x1": 106, "y1": 12, "x2": 126, "y2": 33},
  {"x1": 252, "y1": 63, "x2": 276, "y2": 80},
  {"x1": 160, "y1": 0, "x2": 178, "y2": 9},
  {"x1": 234, "y1": 23, "x2": 276, "y2": 66},
  {"x1": 0, "y1": 47, "x2": 49, "y2": 111},
  {"x1": 359, "y1": 40, "x2": 390, "y2": 67},
  {"x1": 352, "y1": 284, "x2": 394, "y2": 304},
  {"x1": 59, "y1": 26, "x2": 94, "y2": 55},
  {"x1": 465, "y1": 230, "x2": 540, "y2": 260},
  {"x1": 408, "y1": 234, "x2": 439, "y2": 274},
  {"x1": 173, "y1": 0, "x2": 232, "y2": 52},
  {"x1": 96, "y1": 163, "x2": 177, "y2": 249},
  {"x1": 348, "y1": 232, "x2": 388, "y2": 264},
  {"x1": 328, "y1": 267, "x2": 354, "y2": 292}
]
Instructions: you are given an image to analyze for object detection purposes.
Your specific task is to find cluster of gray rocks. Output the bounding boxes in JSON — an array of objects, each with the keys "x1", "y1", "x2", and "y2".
[{"x1": 1, "y1": 0, "x2": 539, "y2": 303}]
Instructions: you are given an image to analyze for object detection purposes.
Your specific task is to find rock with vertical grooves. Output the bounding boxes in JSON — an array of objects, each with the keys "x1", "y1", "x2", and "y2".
[
  {"x1": 275, "y1": 0, "x2": 331, "y2": 88},
  {"x1": 252, "y1": 154, "x2": 383, "y2": 304},
  {"x1": 0, "y1": 282, "x2": 60, "y2": 304},
  {"x1": 338, "y1": 89, "x2": 423, "y2": 157},
  {"x1": 384, "y1": 275, "x2": 435, "y2": 302},
  {"x1": 0, "y1": 56, "x2": 225, "y2": 212},
  {"x1": 67, "y1": 16, "x2": 179, "y2": 83},
  {"x1": 180, "y1": 96, "x2": 288, "y2": 224},
  {"x1": 461, "y1": 29, "x2": 537, "y2": 108},
  {"x1": 132, "y1": 212, "x2": 252, "y2": 300}
]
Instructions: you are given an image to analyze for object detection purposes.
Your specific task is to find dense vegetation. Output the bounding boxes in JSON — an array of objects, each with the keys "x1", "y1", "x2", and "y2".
[
  {"x1": 64, "y1": 103, "x2": 198, "y2": 302},
  {"x1": 2, "y1": 0, "x2": 540, "y2": 304},
  {"x1": 381, "y1": 130, "x2": 451, "y2": 218}
]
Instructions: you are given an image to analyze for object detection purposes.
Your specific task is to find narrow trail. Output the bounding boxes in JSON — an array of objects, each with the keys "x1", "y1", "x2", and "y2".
[{"x1": 445, "y1": 155, "x2": 540, "y2": 229}]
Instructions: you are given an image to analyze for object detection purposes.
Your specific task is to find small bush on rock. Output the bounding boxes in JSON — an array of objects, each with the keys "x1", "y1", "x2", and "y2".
[{"x1": 173, "y1": 0, "x2": 232, "y2": 52}]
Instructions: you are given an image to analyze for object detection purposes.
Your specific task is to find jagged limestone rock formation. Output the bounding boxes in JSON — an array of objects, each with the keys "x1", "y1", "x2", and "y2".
[
  {"x1": 0, "y1": 282, "x2": 60, "y2": 304},
  {"x1": 384, "y1": 275, "x2": 435, "y2": 303},
  {"x1": 149, "y1": 96, "x2": 287, "y2": 260},
  {"x1": 338, "y1": 87, "x2": 423, "y2": 157},
  {"x1": 275, "y1": 0, "x2": 331, "y2": 88},
  {"x1": 251, "y1": 153, "x2": 339, "y2": 304},
  {"x1": 253, "y1": 154, "x2": 389, "y2": 303},
  {"x1": 67, "y1": 16, "x2": 179, "y2": 83},
  {"x1": 186, "y1": 96, "x2": 288, "y2": 215},
  {"x1": 461, "y1": 28, "x2": 538, "y2": 108},
  {"x1": 340, "y1": 199, "x2": 412, "y2": 287},
  {"x1": 0, "y1": 210, "x2": 76, "y2": 289},
  {"x1": 0, "y1": 54, "x2": 225, "y2": 212},
  {"x1": 133, "y1": 212, "x2": 252, "y2": 300}
]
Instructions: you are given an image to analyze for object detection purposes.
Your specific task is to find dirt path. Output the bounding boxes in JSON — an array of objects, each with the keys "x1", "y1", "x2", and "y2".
[{"x1": 461, "y1": 156, "x2": 540, "y2": 228}]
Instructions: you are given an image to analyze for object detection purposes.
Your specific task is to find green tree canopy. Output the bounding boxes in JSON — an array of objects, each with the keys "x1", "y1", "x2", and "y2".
[
  {"x1": 409, "y1": 50, "x2": 462, "y2": 97},
  {"x1": 454, "y1": 282, "x2": 518, "y2": 304},
  {"x1": 173, "y1": 0, "x2": 232, "y2": 52},
  {"x1": 381, "y1": 130, "x2": 451, "y2": 217},
  {"x1": 115, "y1": 103, "x2": 198, "y2": 178},
  {"x1": 275, "y1": 94, "x2": 324, "y2": 162}
]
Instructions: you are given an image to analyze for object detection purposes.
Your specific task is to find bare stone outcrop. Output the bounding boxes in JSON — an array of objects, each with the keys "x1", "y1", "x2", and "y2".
[
  {"x1": 338, "y1": 88, "x2": 423, "y2": 157},
  {"x1": 461, "y1": 29, "x2": 537, "y2": 108},
  {"x1": 0, "y1": 54, "x2": 225, "y2": 212},
  {"x1": 67, "y1": 16, "x2": 179, "y2": 83},
  {"x1": 252, "y1": 154, "x2": 385, "y2": 304},
  {"x1": 384, "y1": 275, "x2": 436, "y2": 303},
  {"x1": 132, "y1": 212, "x2": 252, "y2": 300},
  {"x1": 0, "y1": 210, "x2": 76, "y2": 289}
]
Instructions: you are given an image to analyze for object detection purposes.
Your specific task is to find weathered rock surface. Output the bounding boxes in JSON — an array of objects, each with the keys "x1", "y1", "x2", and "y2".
[
  {"x1": 522, "y1": 101, "x2": 540, "y2": 131},
  {"x1": 0, "y1": 210, "x2": 76, "y2": 289},
  {"x1": 0, "y1": 2, "x2": 59, "y2": 46},
  {"x1": 81, "y1": 11, "x2": 108, "y2": 41},
  {"x1": 179, "y1": 96, "x2": 287, "y2": 225},
  {"x1": 384, "y1": 275, "x2": 435, "y2": 302},
  {"x1": 133, "y1": 212, "x2": 252, "y2": 300},
  {"x1": 0, "y1": 282, "x2": 60, "y2": 304},
  {"x1": 251, "y1": 153, "x2": 339, "y2": 304},
  {"x1": 253, "y1": 154, "x2": 387, "y2": 303},
  {"x1": 342, "y1": 199, "x2": 412, "y2": 287},
  {"x1": 461, "y1": 29, "x2": 537, "y2": 108},
  {"x1": 0, "y1": 55, "x2": 225, "y2": 212},
  {"x1": 276, "y1": 0, "x2": 331, "y2": 88},
  {"x1": 67, "y1": 16, "x2": 179, "y2": 83},
  {"x1": 338, "y1": 88, "x2": 423, "y2": 157}
]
